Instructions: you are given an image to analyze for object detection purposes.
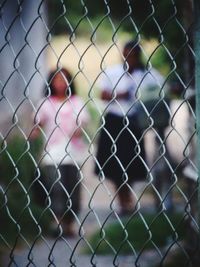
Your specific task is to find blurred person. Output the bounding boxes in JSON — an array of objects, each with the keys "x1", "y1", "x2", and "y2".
[
  {"x1": 177, "y1": 83, "x2": 197, "y2": 216},
  {"x1": 182, "y1": 87, "x2": 197, "y2": 181},
  {"x1": 95, "y1": 39, "x2": 170, "y2": 215},
  {"x1": 31, "y1": 68, "x2": 89, "y2": 237}
]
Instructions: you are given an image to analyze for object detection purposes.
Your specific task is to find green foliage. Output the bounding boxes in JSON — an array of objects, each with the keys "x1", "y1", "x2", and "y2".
[
  {"x1": 47, "y1": 0, "x2": 191, "y2": 81},
  {"x1": 0, "y1": 135, "x2": 50, "y2": 248},
  {"x1": 85, "y1": 213, "x2": 186, "y2": 255},
  {"x1": 48, "y1": 0, "x2": 185, "y2": 45},
  {"x1": 0, "y1": 135, "x2": 42, "y2": 189}
]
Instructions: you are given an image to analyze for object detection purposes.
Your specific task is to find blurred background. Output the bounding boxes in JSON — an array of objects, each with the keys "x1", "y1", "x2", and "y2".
[{"x1": 0, "y1": 0, "x2": 198, "y2": 266}]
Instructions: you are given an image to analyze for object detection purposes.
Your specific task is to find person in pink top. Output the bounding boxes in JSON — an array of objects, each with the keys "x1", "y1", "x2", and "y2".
[{"x1": 33, "y1": 68, "x2": 89, "y2": 237}]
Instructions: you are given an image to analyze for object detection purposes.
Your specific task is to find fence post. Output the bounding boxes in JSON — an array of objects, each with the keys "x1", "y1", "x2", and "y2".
[{"x1": 194, "y1": 0, "x2": 200, "y2": 256}]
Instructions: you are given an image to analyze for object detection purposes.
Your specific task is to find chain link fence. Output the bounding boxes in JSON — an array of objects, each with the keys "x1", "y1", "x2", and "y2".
[{"x1": 0, "y1": 0, "x2": 199, "y2": 266}]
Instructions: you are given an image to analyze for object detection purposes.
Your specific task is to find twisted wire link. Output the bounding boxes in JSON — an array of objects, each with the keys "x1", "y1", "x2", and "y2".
[
  {"x1": 127, "y1": 1, "x2": 175, "y2": 262},
  {"x1": 0, "y1": 1, "x2": 55, "y2": 266},
  {"x1": 88, "y1": 2, "x2": 140, "y2": 265},
  {"x1": 166, "y1": 0, "x2": 197, "y2": 211},
  {"x1": 145, "y1": 0, "x2": 198, "y2": 265},
  {"x1": 0, "y1": 0, "x2": 198, "y2": 266},
  {"x1": 137, "y1": 0, "x2": 198, "y2": 264},
  {"x1": 0, "y1": 1, "x2": 54, "y2": 266},
  {"x1": 0, "y1": 0, "x2": 37, "y2": 259}
]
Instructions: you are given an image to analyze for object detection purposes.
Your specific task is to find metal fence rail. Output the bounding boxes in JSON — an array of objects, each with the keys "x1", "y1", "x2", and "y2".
[{"x1": 0, "y1": 0, "x2": 199, "y2": 266}]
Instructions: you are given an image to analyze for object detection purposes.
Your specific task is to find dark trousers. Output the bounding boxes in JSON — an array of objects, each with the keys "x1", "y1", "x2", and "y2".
[{"x1": 33, "y1": 164, "x2": 81, "y2": 222}]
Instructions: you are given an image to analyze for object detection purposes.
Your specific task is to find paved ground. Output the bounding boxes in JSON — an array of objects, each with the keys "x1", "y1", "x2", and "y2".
[
  {"x1": 4, "y1": 160, "x2": 160, "y2": 267},
  {"x1": 8, "y1": 239, "x2": 160, "y2": 267},
  {"x1": 6, "y1": 207, "x2": 161, "y2": 267}
]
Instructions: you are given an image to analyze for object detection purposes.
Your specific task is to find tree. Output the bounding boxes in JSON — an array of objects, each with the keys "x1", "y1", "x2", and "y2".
[{"x1": 47, "y1": 0, "x2": 194, "y2": 84}]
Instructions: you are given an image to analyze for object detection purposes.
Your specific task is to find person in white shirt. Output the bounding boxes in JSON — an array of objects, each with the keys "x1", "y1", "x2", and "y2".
[{"x1": 95, "y1": 40, "x2": 168, "y2": 215}]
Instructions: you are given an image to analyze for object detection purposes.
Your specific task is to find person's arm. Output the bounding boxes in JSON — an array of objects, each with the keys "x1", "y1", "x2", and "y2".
[{"x1": 101, "y1": 89, "x2": 130, "y2": 101}]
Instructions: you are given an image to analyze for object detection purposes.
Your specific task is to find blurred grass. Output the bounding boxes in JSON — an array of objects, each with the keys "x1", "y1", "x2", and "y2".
[{"x1": 83, "y1": 212, "x2": 187, "y2": 255}]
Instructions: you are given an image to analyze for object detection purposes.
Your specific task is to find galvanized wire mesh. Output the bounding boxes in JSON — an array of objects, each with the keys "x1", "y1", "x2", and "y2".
[{"x1": 0, "y1": 0, "x2": 199, "y2": 266}]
